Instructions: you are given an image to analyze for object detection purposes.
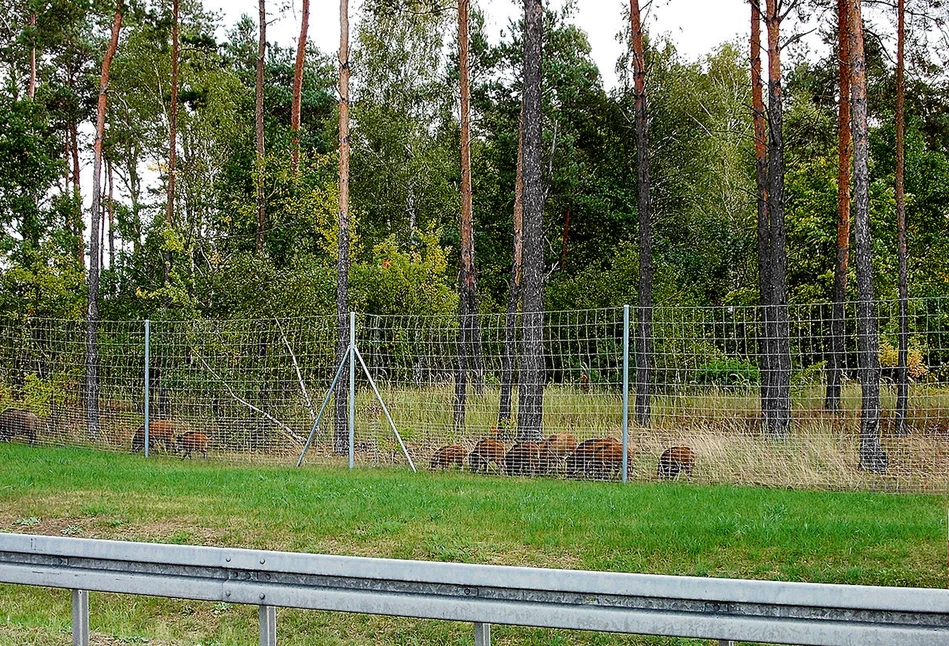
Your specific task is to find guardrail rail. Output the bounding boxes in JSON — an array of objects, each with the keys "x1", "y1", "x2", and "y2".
[{"x1": 0, "y1": 532, "x2": 947, "y2": 645}]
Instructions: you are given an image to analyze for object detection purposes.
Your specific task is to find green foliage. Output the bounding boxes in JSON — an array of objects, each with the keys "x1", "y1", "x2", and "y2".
[
  {"x1": 3, "y1": 0, "x2": 949, "y2": 324},
  {"x1": 694, "y1": 358, "x2": 761, "y2": 390},
  {"x1": 351, "y1": 230, "x2": 457, "y2": 317}
]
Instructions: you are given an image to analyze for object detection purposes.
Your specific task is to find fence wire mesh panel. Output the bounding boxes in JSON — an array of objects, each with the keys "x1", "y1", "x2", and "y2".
[{"x1": 1, "y1": 298, "x2": 948, "y2": 490}]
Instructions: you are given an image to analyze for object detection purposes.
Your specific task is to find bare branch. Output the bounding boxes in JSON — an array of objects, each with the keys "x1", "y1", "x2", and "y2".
[
  {"x1": 195, "y1": 354, "x2": 306, "y2": 444},
  {"x1": 276, "y1": 319, "x2": 315, "y2": 420}
]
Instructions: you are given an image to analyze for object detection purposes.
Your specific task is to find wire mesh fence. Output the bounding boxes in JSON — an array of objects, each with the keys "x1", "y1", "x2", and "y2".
[{"x1": 1, "y1": 298, "x2": 948, "y2": 491}]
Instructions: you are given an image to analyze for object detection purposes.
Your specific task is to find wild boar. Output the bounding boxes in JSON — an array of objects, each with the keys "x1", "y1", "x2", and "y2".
[
  {"x1": 130, "y1": 420, "x2": 177, "y2": 454},
  {"x1": 504, "y1": 441, "x2": 543, "y2": 476},
  {"x1": 468, "y1": 438, "x2": 506, "y2": 474},
  {"x1": 430, "y1": 444, "x2": 466, "y2": 470},
  {"x1": 176, "y1": 431, "x2": 210, "y2": 459},
  {"x1": 657, "y1": 446, "x2": 696, "y2": 480},
  {"x1": 0, "y1": 408, "x2": 39, "y2": 445}
]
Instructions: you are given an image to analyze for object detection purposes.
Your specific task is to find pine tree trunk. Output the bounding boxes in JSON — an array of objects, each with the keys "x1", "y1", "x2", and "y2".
[
  {"x1": 291, "y1": 0, "x2": 309, "y2": 174},
  {"x1": 454, "y1": 0, "x2": 484, "y2": 431},
  {"x1": 764, "y1": 0, "x2": 791, "y2": 439},
  {"x1": 64, "y1": 131, "x2": 70, "y2": 190},
  {"x1": 895, "y1": 0, "x2": 910, "y2": 436},
  {"x1": 255, "y1": 0, "x2": 267, "y2": 251},
  {"x1": 517, "y1": 0, "x2": 545, "y2": 443},
  {"x1": 334, "y1": 0, "x2": 352, "y2": 454},
  {"x1": 498, "y1": 119, "x2": 524, "y2": 428},
  {"x1": 87, "y1": 1, "x2": 124, "y2": 442},
  {"x1": 849, "y1": 0, "x2": 887, "y2": 472},
  {"x1": 165, "y1": 0, "x2": 179, "y2": 303},
  {"x1": 630, "y1": 0, "x2": 652, "y2": 427},
  {"x1": 751, "y1": 0, "x2": 773, "y2": 435},
  {"x1": 827, "y1": 0, "x2": 852, "y2": 413}
]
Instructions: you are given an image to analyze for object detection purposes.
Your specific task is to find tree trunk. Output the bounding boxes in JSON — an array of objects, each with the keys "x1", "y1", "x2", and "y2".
[
  {"x1": 517, "y1": 0, "x2": 545, "y2": 443},
  {"x1": 87, "y1": 1, "x2": 124, "y2": 442},
  {"x1": 165, "y1": 0, "x2": 179, "y2": 302},
  {"x1": 827, "y1": 0, "x2": 852, "y2": 413},
  {"x1": 70, "y1": 122, "x2": 84, "y2": 270},
  {"x1": 100, "y1": 165, "x2": 107, "y2": 269},
  {"x1": 64, "y1": 131, "x2": 70, "y2": 190},
  {"x1": 630, "y1": 0, "x2": 652, "y2": 427},
  {"x1": 454, "y1": 0, "x2": 484, "y2": 431},
  {"x1": 334, "y1": 0, "x2": 352, "y2": 454},
  {"x1": 751, "y1": 0, "x2": 773, "y2": 435},
  {"x1": 849, "y1": 0, "x2": 887, "y2": 472},
  {"x1": 764, "y1": 0, "x2": 791, "y2": 440},
  {"x1": 291, "y1": 0, "x2": 309, "y2": 174},
  {"x1": 498, "y1": 118, "x2": 524, "y2": 428},
  {"x1": 894, "y1": 0, "x2": 909, "y2": 436},
  {"x1": 255, "y1": 0, "x2": 267, "y2": 251}
]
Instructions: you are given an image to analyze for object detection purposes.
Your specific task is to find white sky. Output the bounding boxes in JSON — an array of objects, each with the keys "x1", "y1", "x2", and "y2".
[{"x1": 211, "y1": 0, "x2": 753, "y2": 91}]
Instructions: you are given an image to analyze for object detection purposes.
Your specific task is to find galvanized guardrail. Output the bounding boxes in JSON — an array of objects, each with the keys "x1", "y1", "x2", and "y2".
[{"x1": 0, "y1": 532, "x2": 947, "y2": 646}]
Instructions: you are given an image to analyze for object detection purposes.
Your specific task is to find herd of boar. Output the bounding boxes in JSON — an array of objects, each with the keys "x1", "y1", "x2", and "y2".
[
  {"x1": 0, "y1": 407, "x2": 209, "y2": 459},
  {"x1": 129, "y1": 421, "x2": 209, "y2": 458},
  {"x1": 431, "y1": 430, "x2": 696, "y2": 481},
  {"x1": 3, "y1": 405, "x2": 695, "y2": 479}
]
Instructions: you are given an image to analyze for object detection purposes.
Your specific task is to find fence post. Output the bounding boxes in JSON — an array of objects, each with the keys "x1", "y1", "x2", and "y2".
[
  {"x1": 622, "y1": 304, "x2": 630, "y2": 483},
  {"x1": 349, "y1": 311, "x2": 356, "y2": 470},
  {"x1": 474, "y1": 621, "x2": 491, "y2": 646},
  {"x1": 144, "y1": 319, "x2": 150, "y2": 459},
  {"x1": 72, "y1": 589, "x2": 89, "y2": 646},
  {"x1": 259, "y1": 605, "x2": 276, "y2": 646}
]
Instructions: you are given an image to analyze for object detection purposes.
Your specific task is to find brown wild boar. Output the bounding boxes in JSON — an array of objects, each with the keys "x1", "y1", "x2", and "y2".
[
  {"x1": 130, "y1": 420, "x2": 177, "y2": 454},
  {"x1": 565, "y1": 438, "x2": 620, "y2": 478},
  {"x1": 539, "y1": 432, "x2": 578, "y2": 473},
  {"x1": 430, "y1": 444, "x2": 466, "y2": 470},
  {"x1": 504, "y1": 441, "x2": 542, "y2": 476},
  {"x1": 590, "y1": 441, "x2": 635, "y2": 480},
  {"x1": 0, "y1": 408, "x2": 39, "y2": 445},
  {"x1": 176, "y1": 431, "x2": 210, "y2": 459},
  {"x1": 468, "y1": 438, "x2": 506, "y2": 473},
  {"x1": 657, "y1": 446, "x2": 696, "y2": 480}
]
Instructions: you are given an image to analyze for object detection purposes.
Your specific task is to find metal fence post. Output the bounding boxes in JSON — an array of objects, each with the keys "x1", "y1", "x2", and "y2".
[
  {"x1": 349, "y1": 311, "x2": 356, "y2": 470},
  {"x1": 72, "y1": 589, "x2": 89, "y2": 646},
  {"x1": 259, "y1": 605, "x2": 276, "y2": 646},
  {"x1": 474, "y1": 622, "x2": 491, "y2": 646},
  {"x1": 144, "y1": 319, "x2": 150, "y2": 459},
  {"x1": 622, "y1": 304, "x2": 630, "y2": 483}
]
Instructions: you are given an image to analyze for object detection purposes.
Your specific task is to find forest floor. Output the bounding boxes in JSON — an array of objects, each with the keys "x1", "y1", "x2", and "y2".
[{"x1": 0, "y1": 443, "x2": 946, "y2": 645}]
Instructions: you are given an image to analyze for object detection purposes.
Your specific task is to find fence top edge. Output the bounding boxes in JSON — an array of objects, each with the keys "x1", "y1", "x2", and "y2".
[{"x1": 1, "y1": 533, "x2": 946, "y2": 612}]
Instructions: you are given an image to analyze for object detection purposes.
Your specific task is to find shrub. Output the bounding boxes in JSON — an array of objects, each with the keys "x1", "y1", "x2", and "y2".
[{"x1": 694, "y1": 358, "x2": 760, "y2": 389}]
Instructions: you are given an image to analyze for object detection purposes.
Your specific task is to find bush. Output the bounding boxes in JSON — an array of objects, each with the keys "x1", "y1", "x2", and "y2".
[{"x1": 694, "y1": 358, "x2": 760, "y2": 389}]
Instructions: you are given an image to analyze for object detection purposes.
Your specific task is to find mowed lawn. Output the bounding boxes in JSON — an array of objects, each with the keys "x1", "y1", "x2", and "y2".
[{"x1": 0, "y1": 443, "x2": 946, "y2": 645}]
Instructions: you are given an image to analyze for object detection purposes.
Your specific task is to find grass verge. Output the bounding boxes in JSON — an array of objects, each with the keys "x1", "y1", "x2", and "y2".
[{"x1": 0, "y1": 443, "x2": 945, "y2": 645}]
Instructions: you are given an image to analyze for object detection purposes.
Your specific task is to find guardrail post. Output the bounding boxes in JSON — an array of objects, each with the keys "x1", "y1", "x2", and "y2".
[
  {"x1": 72, "y1": 589, "x2": 89, "y2": 646},
  {"x1": 474, "y1": 622, "x2": 491, "y2": 646},
  {"x1": 259, "y1": 605, "x2": 276, "y2": 646}
]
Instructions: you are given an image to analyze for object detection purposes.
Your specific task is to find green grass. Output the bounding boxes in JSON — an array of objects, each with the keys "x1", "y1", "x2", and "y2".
[{"x1": 0, "y1": 443, "x2": 946, "y2": 645}]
